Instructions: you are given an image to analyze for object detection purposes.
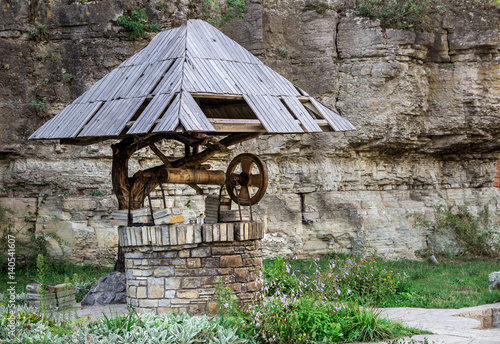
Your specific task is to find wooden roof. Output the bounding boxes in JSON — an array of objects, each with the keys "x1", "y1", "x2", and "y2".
[{"x1": 30, "y1": 19, "x2": 355, "y2": 141}]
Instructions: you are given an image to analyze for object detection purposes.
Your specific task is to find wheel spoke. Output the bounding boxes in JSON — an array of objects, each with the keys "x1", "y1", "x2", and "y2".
[
  {"x1": 241, "y1": 159, "x2": 254, "y2": 174},
  {"x1": 249, "y1": 174, "x2": 262, "y2": 186},
  {"x1": 239, "y1": 186, "x2": 250, "y2": 201}
]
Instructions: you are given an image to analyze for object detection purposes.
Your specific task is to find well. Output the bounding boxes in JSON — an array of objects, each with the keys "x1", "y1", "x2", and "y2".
[{"x1": 119, "y1": 222, "x2": 264, "y2": 314}]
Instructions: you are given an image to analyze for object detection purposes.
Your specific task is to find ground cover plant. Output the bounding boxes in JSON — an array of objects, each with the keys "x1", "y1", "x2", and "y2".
[{"x1": 262, "y1": 253, "x2": 500, "y2": 309}]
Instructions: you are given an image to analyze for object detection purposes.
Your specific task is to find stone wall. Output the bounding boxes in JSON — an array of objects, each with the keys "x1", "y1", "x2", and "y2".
[
  {"x1": 121, "y1": 223, "x2": 264, "y2": 314},
  {"x1": 1, "y1": 0, "x2": 500, "y2": 261}
]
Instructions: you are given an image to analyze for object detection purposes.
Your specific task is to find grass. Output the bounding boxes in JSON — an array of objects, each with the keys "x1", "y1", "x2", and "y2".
[
  {"x1": 0, "y1": 259, "x2": 112, "y2": 296},
  {"x1": 263, "y1": 253, "x2": 500, "y2": 309}
]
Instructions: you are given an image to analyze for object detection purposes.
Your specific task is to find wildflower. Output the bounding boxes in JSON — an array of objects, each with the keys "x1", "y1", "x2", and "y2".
[{"x1": 303, "y1": 333, "x2": 306, "y2": 336}]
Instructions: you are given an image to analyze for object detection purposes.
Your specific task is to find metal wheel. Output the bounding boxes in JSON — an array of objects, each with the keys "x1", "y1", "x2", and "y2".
[{"x1": 226, "y1": 153, "x2": 268, "y2": 206}]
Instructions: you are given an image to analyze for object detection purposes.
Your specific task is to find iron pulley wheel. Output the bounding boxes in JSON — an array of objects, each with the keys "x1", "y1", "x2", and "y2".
[{"x1": 226, "y1": 153, "x2": 268, "y2": 206}]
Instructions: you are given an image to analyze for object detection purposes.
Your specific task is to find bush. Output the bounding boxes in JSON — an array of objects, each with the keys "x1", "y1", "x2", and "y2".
[
  {"x1": 350, "y1": 0, "x2": 432, "y2": 31},
  {"x1": 410, "y1": 202, "x2": 499, "y2": 257},
  {"x1": 117, "y1": 8, "x2": 158, "y2": 39}
]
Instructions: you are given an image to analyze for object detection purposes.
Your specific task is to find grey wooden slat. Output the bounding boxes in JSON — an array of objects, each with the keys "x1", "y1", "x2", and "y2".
[
  {"x1": 54, "y1": 102, "x2": 102, "y2": 138},
  {"x1": 309, "y1": 98, "x2": 355, "y2": 131},
  {"x1": 182, "y1": 57, "x2": 207, "y2": 93},
  {"x1": 256, "y1": 94, "x2": 300, "y2": 132},
  {"x1": 179, "y1": 91, "x2": 215, "y2": 131},
  {"x1": 154, "y1": 58, "x2": 184, "y2": 95},
  {"x1": 78, "y1": 98, "x2": 145, "y2": 137},
  {"x1": 206, "y1": 59, "x2": 240, "y2": 94},
  {"x1": 232, "y1": 61, "x2": 268, "y2": 96},
  {"x1": 188, "y1": 21, "x2": 220, "y2": 60},
  {"x1": 194, "y1": 57, "x2": 233, "y2": 94},
  {"x1": 282, "y1": 96, "x2": 322, "y2": 133},
  {"x1": 89, "y1": 67, "x2": 129, "y2": 102},
  {"x1": 257, "y1": 64, "x2": 298, "y2": 96},
  {"x1": 128, "y1": 92, "x2": 176, "y2": 134},
  {"x1": 29, "y1": 104, "x2": 75, "y2": 139},
  {"x1": 110, "y1": 64, "x2": 149, "y2": 100},
  {"x1": 122, "y1": 60, "x2": 173, "y2": 99},
  {"x1": 44, "y1": 103, "x2": 91, "y2": 138},
  {"x1": 30, "y1": 102, "x2": 103, "y2": 139},
  {"x1": 186, "y1": 56, "x2": 217, "y2": 93},
  {"x1": 153, "y1": 93, "x2": 181, "y2": 132},
  {"x1": 244, "y1": 95, "x2": 303, "y2": 133},
  {"x1": 151, "y1": 26, "x2": 186, "y2": 62},
  {"x1": 243, "y1": 94, "x2": 278, "y2": 132},
  {"x1": 77, "y1": 68, "x2": 117, "y2": 103}
]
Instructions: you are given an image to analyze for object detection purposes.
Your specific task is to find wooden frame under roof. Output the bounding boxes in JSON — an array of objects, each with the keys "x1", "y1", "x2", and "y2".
[{"x1": 29, "y1": 19, "x2": 354, "y2": 142}]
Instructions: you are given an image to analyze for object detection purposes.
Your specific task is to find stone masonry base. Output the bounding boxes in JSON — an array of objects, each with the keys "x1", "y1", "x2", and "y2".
[{"x1": 120, "y1": 222, "x2": 263, "y2": 315}]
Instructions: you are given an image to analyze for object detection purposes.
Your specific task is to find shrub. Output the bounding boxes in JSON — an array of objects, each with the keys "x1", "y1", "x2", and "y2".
[
  {"x1": 350, "y1": 0, "x2": 432, "y2": 31},
  {"x1": 203, "y1": 0, "x2": 245, "y2": 27},
  {"x1": 410, "y1": 202, "x2": 499, "y2": 257},
  {"x1": 117, "y1": 8, "x2": 159, "y2": 39}
]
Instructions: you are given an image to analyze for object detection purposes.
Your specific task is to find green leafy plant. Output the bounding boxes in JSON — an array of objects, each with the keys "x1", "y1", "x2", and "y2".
[
  {"x1": 351, "y1": 0, "x2": 431, "y2": 31},
  {"x1": 35, "y1": 53, "x2": 49, "y2": 62},
  {"x1": 30, "y1": 98, "x2": 47, "y2": 113},
  {"x1": 81, "y1": 47, "x2": 88, "y2": 55},
  {"x1": 278, "y1": 47, "x2": 290, "y2": 59},
  {"x1": 90, "y1": 190, "x2": 104, "y2": 197},
  {"x1": 29, "y1": 21, "x2": 48, "y2": 39},
  {"x1": 410, "y1": 202, "x2": 499, "y2": 257},
  {"x1": 116, "y1": 8, "x2": 159, "y2": 39},
  {"x1": 203, "y1": 0, "x2": 245, "y2": 27},
  {"x1": 62, "y1": 73, "x2": 73, "y2": 83},
  {"x1": 3, "y1": 64, "x2": 9, "y2": 70}
]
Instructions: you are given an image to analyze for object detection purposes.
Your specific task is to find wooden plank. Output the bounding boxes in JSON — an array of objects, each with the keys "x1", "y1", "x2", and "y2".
[
  {"x1": 78, "y1": 98, "x2": 145, "y2": 137},
  {"x1": 207, "y1": 59, "x2": 240, "y2": 94},
  {"x1": 179, "y1": 91, "x2": 215, "y2": 131},
  {"x1": 123, "y1": 60, "x2": 174, "y2": 99},
  {"x1": 243, "y1": 95, "x2": 303, "y2": 133},
  {"x1": 259, "y1": 94, "x2": 303, "y2": 132},
  {"x1": 153, "y1": 92, "x2": 181, "y2": 132},
  {"x1": 110, "y1": 64, "x2": 149, "y2": 100},
  {"x1": 128, "y1": 92, "x2": 175, "y2": 134},
  {"x1": 153, "y1": 58, "x2": 184, "y2": 95},
  {"x1": 282, "y1": 96, "x2": 322, "y2": 133}
]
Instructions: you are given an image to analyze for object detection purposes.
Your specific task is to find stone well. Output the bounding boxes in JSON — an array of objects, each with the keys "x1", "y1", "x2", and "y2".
[{"x1": 119, "y1": 222, "x2": 264, "y2": 315}]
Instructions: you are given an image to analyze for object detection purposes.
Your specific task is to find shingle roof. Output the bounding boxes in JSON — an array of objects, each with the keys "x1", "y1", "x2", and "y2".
[{"x1": 30, "y1": 19, "x2": 355, "y2": 140}]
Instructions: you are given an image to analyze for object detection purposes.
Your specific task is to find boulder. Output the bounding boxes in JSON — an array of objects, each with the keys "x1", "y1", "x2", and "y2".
[{"x1": 81, "y1": 271, "x2": 126, "y2": 306}]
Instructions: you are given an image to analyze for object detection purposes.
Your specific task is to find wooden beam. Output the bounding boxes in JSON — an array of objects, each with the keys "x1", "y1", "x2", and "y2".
[
  {"x1": 191, "y1": 92, "x2": 309, "y2": 102},
  {"x1": 149, "y1": 143, "x2": 172, "y2": 167},
  {"x1": 60, "y1": 137, "x2": 112, "y2": 146}
]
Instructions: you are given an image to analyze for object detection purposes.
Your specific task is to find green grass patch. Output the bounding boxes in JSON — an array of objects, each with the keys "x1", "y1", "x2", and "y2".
[
  {"x1": 263, "y1": 254, "x2": 500, "y2": 309},
  {"x1": 0, "y1": 259, "x2": 112, "y2": 302}
]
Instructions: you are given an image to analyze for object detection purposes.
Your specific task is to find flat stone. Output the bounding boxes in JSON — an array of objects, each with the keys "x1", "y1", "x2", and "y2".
[{"x1": 220, "y1": 255, "x2": 243, "y2": 268}]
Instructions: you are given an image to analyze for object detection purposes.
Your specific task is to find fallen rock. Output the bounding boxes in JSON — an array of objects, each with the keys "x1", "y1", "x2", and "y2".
[{"x1": 81, "y1": 272, "x2": 126, "y2": 306}]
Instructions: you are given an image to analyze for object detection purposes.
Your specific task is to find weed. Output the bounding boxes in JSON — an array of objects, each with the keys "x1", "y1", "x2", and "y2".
[
  {"x1": 3, "y1": 64, "x2": 9, "y2": 70},
  {"x1": 81, "y1": 47, "x2": 88, "y2": 55},
  {"x1": 278, "y1": 47, "x2": 290, "y2": 59},
  {"x1": 62, "y1": 73, "x2": 73, "y2": 83},
  {"x1": 156, "y1": 1, "x2": 169, "y2": 11},
  {"x1": 32, "y1": 71, "x2": 40, "y2": 77},
  {"x1": 90, "y1": 190, "x2": 104, "y2": 197},
  {"x1": 410, "y1": 201, "x2": 499, "y2": 257},
  {"x1": 35, "y1": 53, "x2": 49, "y2": 62},
  {"x1": 52, "y1": 55, "x2": 59, "y2": 62},
  {"x1": 29, "y1": 21, "x2": 48, "y2": 39},
  {"x1": 351, "y1": 0, "x2": 431, "y2": 31},
  {"x1": 203, "y1": 0, "x2": 245, "y2": 27},
  {"x1": 116, "y1": 8, "x2": 159, "y2": 39},
  {"x1": 30, "y1": 98, "x2": 47, "y2": 113}
]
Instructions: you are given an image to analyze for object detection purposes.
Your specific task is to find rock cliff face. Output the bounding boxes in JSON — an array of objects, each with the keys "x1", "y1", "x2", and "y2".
[{"x1": 1, "y1": 0, "x2": 499, "y2": 263}]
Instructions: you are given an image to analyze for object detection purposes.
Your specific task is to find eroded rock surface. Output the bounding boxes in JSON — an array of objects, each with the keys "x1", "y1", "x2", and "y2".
[{"x1": 1, "y1": 0, "x2": 500, "y2": 261}]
